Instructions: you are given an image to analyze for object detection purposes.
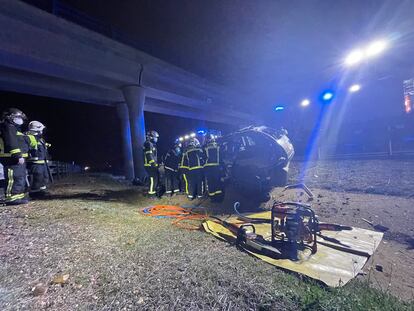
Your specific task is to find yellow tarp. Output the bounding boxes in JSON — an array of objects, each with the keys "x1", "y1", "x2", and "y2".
[{"x1": 203, "y1": 211, "x2": 383, "y2": 287}]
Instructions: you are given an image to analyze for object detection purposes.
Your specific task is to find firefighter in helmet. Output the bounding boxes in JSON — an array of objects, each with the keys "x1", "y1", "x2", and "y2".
[
  {"x1": 181, "y1": 137, "x2": 204, "y2": 200},
  {"x1": 163, "y1": 141, "x2": 182, "y2": 196},
  {"x1": 25, "y1": 121, "x2": 51, "y2": 196},
  {"x1": 0, "y1": 108, "x2": 29, "y2": 205},
  {"x1": 143, "y1": 130, "x2": 159, "y2": 197},
  {"x1": 204, "y1": 134, "x2": 224, "y2": 201}
]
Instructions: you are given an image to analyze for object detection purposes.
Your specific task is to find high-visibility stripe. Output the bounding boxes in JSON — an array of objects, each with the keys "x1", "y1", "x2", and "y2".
[
  {"x1": 6, "y1": 168, "x2": 13, "y2": 198},
  {"x1": 6, "y1": 193, "x2": 26, "y2": 202},
  {"x1": 27, "y1": 135, "x2": 38, "y2": 149},
  {"x1": 208, "y1": 190, "x2": 223, "y2": 196},
  {"x1": 204, "y1": 163, "x2": 219, "y2": 167},
  {"x1": 32, "y1": 160, "x2": 46, "y2": 164},
  {"x1": 1, "y1": 153, "x2": 29, "y2": 158},
  {"x1": 183, "y1": 174, "x2": 189, "y2": 194},
  {"x1": 148, "y1": 177, "x2": 156, "y2": 194},
  {"x1": 10, "y1": 149, "x2": 21, "y2": 154},
  {"x1": 188, "y1": 166, "x2": 203, "y2": 170},
  {"x1": 145, "y1": 151, "x2": 153, "y2": 154}
]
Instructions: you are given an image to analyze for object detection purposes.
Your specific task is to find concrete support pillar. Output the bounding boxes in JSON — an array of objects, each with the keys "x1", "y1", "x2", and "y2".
[
  {"x1": 122, "y1": 85, "x2": 146, "y2": 181},
  {"x1": 116, "y1": 103, "x2": 134, "y2": 180}
]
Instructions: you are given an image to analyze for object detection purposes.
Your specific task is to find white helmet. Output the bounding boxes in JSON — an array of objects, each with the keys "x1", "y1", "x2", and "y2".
[{"x1": 28, "y1": 121, "x2": 46, "y2": 133}]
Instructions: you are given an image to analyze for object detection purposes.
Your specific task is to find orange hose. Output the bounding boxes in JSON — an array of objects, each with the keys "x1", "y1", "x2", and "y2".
[{"x1": 142, "y1": 205, "x2": 209, "y2": 230}]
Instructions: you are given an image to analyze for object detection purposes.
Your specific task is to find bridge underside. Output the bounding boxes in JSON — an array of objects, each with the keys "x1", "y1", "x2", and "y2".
[{"x1": 0, "y1": 0, "x2": 257, "y2": 179}]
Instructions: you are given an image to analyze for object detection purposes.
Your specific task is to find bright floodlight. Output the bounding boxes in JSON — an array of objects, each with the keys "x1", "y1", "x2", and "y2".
[
  {"x1": 184, "y1": 135, "x2": 190, "y2": 140},
  {"x1": 365, "y1": 40, "x2": 387, "y2": 57},
  {"x1": 345, "y1": 49, "x2": 364, "y2": 66},
  {"x1": 275, "y1": 105, "x2": 285, "y2": 111},
  {"x1": 190, "y1": 132, "x2": 196, "y2": 138},
  {"x1": 349, "y1": 84, "x2": 361, "y2": 93},
  {"x1": 301, "y1": 99, "x2": 310, "y2": 107},
  {"x1": 178, "y1": 137, "x2": 184, "y2": 142},
  {"x1": 322, "y1": 91, "x2": 334, "y2": 101}
]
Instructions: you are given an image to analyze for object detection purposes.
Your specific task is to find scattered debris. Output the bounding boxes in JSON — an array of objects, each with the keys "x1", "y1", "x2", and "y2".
[
  {"x1": 375, "y1": 265, "x2": 384, "y2": 272},
  {"x1": 32, "y1": 283, "x2": 47, "y2": 296},
  {"x1": 361, "y1": 218, "x2": 374, "y2": 226},
  {"x1": 52, "y1": 274, "x2": 70, "y2": 285}
]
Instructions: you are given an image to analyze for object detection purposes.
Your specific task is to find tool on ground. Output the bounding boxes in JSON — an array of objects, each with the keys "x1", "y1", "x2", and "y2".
[{"x1": 229, "y1": 201, "x2": 352, "y2": 260}]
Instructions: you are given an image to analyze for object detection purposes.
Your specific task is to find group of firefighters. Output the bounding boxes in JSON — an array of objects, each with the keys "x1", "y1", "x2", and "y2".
[
  {"x1": 0, "y1": 108, "x2": 51, "y2": 206},
  {"x1": 143, "y1": 130, "x2": 224, "y2": 201},
  {"x1": 0, "y1": 107, "x2": 222, "y2": 205}
]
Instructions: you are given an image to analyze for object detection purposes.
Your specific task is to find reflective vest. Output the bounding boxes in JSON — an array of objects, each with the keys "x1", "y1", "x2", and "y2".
[
  {"x1": 204, "y1": 143, "x2": 220, "y2": 167},
  {"x1": 143, "y1": 141, "x2": 158, "y2": 167},
  {"x1": 183, "y1": 147, "x2": 204, "y2": 171}
]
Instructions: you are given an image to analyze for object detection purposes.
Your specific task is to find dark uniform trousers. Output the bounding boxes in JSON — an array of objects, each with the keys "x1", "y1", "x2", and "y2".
[
  {"x1": 1, "y1": 159, "x2": 27, "y2": 202},
  {"x1": 165, "y1": 169, "x2": 180, "y2": 194},
  {"x1": 145, "y1": 166, "x2": 159, "y2": 196},
  {"x1": 204, "y1": 165, "x2": 223, "y2": 197},
  {"x1": 28, "y1": 163, "x2": 48, "y2": 192},
  {"x1": 187, "y1": 168, "x2": 204, "y2": 199}
]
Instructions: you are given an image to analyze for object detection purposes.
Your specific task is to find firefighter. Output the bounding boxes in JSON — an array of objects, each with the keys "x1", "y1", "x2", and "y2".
[
  {"x1": 179, "y1": 141, "x2": 189, "y2": 196},
  {"x1": 163, "y1": 141, "x2": 181, "y2": 196},
  {"x1": 143, "y1": 130, "x2": 159, "y2": 197},
  {"x1": 25, "y1": 121, "x2": 51, "y2": 196},
  {"x1": 182, "y1": 138, "x2": 204, "y2": 200},
  {"x1": 204, "y1": 135, "x2": 224, "y2": 201},
  {"x1": 0, "y1": 108, "x2": 29, "y2": 205}
]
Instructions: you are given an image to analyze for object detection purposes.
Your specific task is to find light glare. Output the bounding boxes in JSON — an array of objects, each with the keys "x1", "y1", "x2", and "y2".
[
  {"x1": 301, "y1": 99, "x2": 310, "y2": 107},
  {"x1": 365, "y1": 40, "x2": 387, "y2": 57},
  {"x1": 322, "y1": 92, "x2": 334, "y2": 101},
  {"x1": 349, "y1": 84, "x2": 361, "y2": 93},
  {"x1": 345, "y1": 49, "x2": 364, "y2": 66}
]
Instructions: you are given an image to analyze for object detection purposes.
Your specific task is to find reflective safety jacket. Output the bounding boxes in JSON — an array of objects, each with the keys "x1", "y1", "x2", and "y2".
[
  {"x1": 164, "y1": 149, "x2": 180, "y2": 172},
  {"x1": 143, "y1": 140, "x2": 158, "y2": 167},
  {"x1": 204, "y1": 142, "x2": 221, "y2": 167},
  {"x1": 17, "y1": 131, "x2": 36, "y2": 159},
  {"x1": 181, "y1": 147, "x2": 204, "y2": 171},
  {"x1": 25, "y1": 132, "x2": 50, "y2": 164},
  {"x1": 0, "y1": 121, "x2": 26, "y2": 159}
]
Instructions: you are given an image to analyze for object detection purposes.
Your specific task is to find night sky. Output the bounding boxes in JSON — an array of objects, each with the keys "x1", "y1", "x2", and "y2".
[{"x1": 3, "y1": 0, "x2": 414, "y2": 171}]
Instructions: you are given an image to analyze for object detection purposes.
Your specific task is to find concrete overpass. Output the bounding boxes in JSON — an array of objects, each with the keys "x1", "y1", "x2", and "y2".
[{"x1": 0, "y1": 0, "x2": 257, "y2": 180}]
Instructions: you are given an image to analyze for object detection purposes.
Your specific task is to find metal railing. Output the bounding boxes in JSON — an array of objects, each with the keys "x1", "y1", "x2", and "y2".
[
  {"x1": 304, "y1": 139, "x2": 414, "y2": 161},
  {"x1": 48, "y1": 161, "x2": 82, "y2": 178}
]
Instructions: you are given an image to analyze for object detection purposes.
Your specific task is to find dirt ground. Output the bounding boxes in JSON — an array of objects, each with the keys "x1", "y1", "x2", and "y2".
[
  {"x1": 286, "y1": 159, "x2": 414, "y2": 301},
  {"x1": 0, "y1": 159, "x2": 413, "y2": 310}
]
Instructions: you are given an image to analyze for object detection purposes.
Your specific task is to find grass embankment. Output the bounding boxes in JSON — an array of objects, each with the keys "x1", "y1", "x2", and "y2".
[{"x1": 0, "y1": 176, "x2": 412, "y2": 310}]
